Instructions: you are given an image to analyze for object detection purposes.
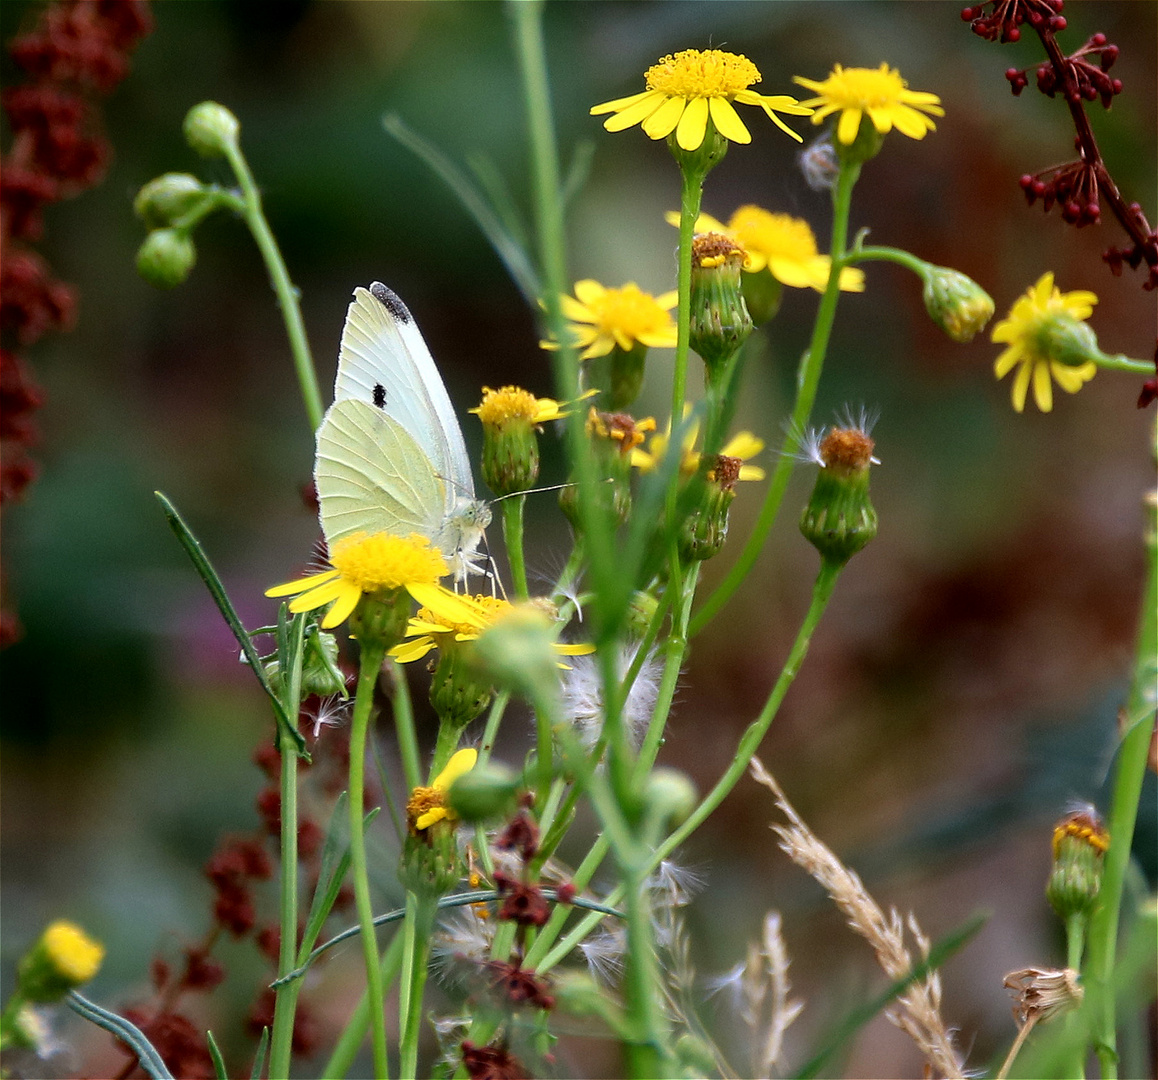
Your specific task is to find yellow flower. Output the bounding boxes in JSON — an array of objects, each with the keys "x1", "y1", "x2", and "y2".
[
  {"x1": 632, "y1": 416, "x2": 765, "y2": 483},
  {"x1": 559, "y1": 280, "x2": 678, "y2": 360},
  {"x1": 793, "y1": 63, "x2": 944, "y2": 145},
  {"x1": 669, "y1": 206, "x2": 864, "y2": 292},
  {"x1": 408, "y1": 748, "x2": 478, "y2": 831},
  {"x1": 991, "y1": 272, "x2": 1099, "y2": 412},
  {"x1": 470, "y1": 385, "x2": 563, "y2": 427},
  {"x1": 591, "y1": 48, "x2": 812, "y2": 150},
  {"x1": 43, "y1": 921, "x2": 104, "y2": 985},
  {"x1": 392, "y1": 588, "x2": 593, "y2": 665},
  {"x1": 266, "y1": 532, "x2": 448, "y2": 629}
]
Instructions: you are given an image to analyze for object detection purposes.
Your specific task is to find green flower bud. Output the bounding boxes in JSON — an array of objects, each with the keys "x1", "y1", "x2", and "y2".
[
  {"x1": 472, "y1": 386, "x2": 548, "y2": 497},
  {"x1": 183, "y1": 101, "x2": 239, "y2": 158},
  {"x1": 800, "y1": 423, "x2": 878, "y2": 565},
  {"x1": 17, "y1": 921, "x2": 104, "y2": 1003},
  {"x1": 133, "y1": 173, "x2": 209, "y2": 229},
  {"x1": 348, "y1": 586, "x2": 413, "y2": 654},
  {"x1": 430, "y1": 639, "x2": 494, "y2": 729},
  {"x1": 689, "y1": 232, "x2": 753, "y2": 382},
  {"x1": 1047, "y1": 807, "x2": 1108, "y2": 921},
  {"x1": 446, "y1": 761, "x2": 520, "y2": 823},
  {"x1": 471, "y1": 605, "x2": 559, "y2": 706},
  {"x1": 560, "y1": 410, "x2": 651, "y2": 531},
  {"x1": 301, "y1": 629, "x2": 345, "y2": 698},
  {"x1": 1038, "y1": 314, "x2": 1102, "y2": 368},
  {"x1": 398, "y1": 825, "x2": 460, "y2": 896},
  {"x1": 922, "y1": 266, "x2": 995, "y2": 343},
  {"x1": 624, "y1": 590, "x2": 660, "y2": 638},
  {"x1": 643, "y1": 767, "x2": 697, "y2": 827},
  {"x1": 679, "y1": 475, "x2": 736, "y2": 562},
  {"x1": 136, "y1": 228, "x2": 196, "y2": 289},
  {"x1": 741, "y1": 266, "x2": 784, "y2": 326}
]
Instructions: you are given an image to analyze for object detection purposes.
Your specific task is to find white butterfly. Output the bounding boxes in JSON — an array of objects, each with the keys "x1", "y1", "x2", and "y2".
[{"x1": 314, "y1": 282, "x2": 491, "y2": 581}]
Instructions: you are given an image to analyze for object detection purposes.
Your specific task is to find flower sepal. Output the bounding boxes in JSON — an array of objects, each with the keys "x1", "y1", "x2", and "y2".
[
  {"x1": 348, "y1": 586, "x2": 413, "y2": 653},
  {"x1": 689, "y1": 232, "x2": 753, "y2": 378},
  {"x1": 399, "y1": 824, "x2": 461, "y2": 897},
  {"x1": 679, "y1": 476, "x2": 736, "y2": 562},
  {"x1": 667, "y1": 119, "x2": 729, "y2": 178},
  {"x1": 429, "y1": 638, "x2": 495, "y2": 730}
]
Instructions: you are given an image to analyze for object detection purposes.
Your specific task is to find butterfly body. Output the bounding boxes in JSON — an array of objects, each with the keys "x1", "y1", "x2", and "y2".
[{"x1": 315, "y1": 283, "x2": 490, "y2": 580}]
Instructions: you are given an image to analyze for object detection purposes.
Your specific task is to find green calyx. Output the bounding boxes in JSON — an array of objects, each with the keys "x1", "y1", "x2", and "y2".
[{"x1": 800, "y1": 462, "x2": 878, "y2": 565}]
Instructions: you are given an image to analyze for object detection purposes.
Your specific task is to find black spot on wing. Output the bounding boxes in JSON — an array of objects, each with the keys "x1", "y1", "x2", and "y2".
[
  {"x1": 369, "y1": 281, "x2": 411, "y2": 324},
  {"x1": 373, "y1": 384, "x2": 386, "y2": 409}
]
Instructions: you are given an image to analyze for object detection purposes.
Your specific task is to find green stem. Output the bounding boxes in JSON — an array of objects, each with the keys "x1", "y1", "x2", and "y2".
[
  {"x1": 1091, "y1": 353, "x2": 1156, "y2": 375},
  {"x1": 501, "y1": 496, "x2": 530, "y2": 599},
  {"x1": 398, "y1": 892, "x2": 438, "y2": 1079},
  {"x1": 269, "y1": 615, "x2": 305, "y2": 1080},
  {"x1": 1066, "y1": 913, "x2": 1087, "y2": 971},
  {"x1": 1085, "y1": 471, "x2": 1157, "y2": 1080},
  {"x1": 621, "y1": 865, "x2": 670, "y2": 1080},
  {"x1": 846, "y1": 242, "x2": 932, "y2": 277},
  {"x1": 476, "y1": 691, "x2": 510, "y2": 766},
  {"x1": 671, "y1": 165, "x2": 704, "y2": 422},
  {"x1": 221, "y1": 139, "x2": 323, "y2": 431},
  {"x1": 320, "y1": 932, "x2": 406, "y2": 1080},
  {"x1": 348, "y1": 642, "x2": 390, "y2": 1080},
  {"x1": 689, "y1": 159, "x2": 861, "y2": 636},
  {"x1": 389, "y1": 661, "x2": 422, "y2": 792}
]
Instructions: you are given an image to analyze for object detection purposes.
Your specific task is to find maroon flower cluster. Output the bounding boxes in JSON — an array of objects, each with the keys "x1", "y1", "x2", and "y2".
[
  {"x1": 1, "y1": 0, "x2": 152, "y2": 646},
  {"x1": 461, "y1": 1038, "x2": 528, "y2": 1080},
  {"x1": 961, "y1": 0, "x2": 1158, "y2": 404}
]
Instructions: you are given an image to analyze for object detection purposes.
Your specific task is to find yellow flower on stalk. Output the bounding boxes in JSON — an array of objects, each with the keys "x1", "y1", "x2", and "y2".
[
  {"x1": 470, "y1": 385, "x2": 563, "y2": 427},
  {"x1": 559, "y1": 280, "x2": 678, "y2": 360},
  {"x1": 669, "y1": 206, "x2": 864, "y2": 292},
  {"x1": 991, "y1": 272, "x2": 1099, "y2": 412},
  {"x1": 632, "y1": 417, "x2": 766, "y2": 484},
  {"x1": 43, "y1": 922, "x2": 104, "y2": 985},
  {"x1": 407, "y1": 748, "x2": 478, "y2": 831},
  {"x1": 793, "y1": 63, "x2": 944, "y2": 145},
  {"x1": 265, "y1": 532, "x2": 448, "y2": 629},
  {"x1": 391, "y1": 589, "x2": 593, "y2": 666},
  {"x1": 591, "y1": 48, "x2": 812, "y2": 150}
]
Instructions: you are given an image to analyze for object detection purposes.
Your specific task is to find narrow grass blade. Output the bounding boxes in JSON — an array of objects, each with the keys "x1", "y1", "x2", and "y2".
[
  {"x1": 68, "y1": 993, "x2": 173, "y2": 1080},
  {"x1": 155, "y1": 491, "x2": 305, "y2": 755},
  {"x1": 249, "y1": 1026, "x2": 269, "y2": 1080},
  {"x1": 206, "y1": 1029, "x2": 228, "y2": 1080}
]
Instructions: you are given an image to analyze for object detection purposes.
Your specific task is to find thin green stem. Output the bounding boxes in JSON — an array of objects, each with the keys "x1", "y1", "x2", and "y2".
[
  {"x1": 348, "y1": 642, "x2": 390, "y2": 1080},
  {"x1": 689, "y1": 159, "x2": 861, "y2": 636},
  {"x1": 1085, "y1": 472, "x2": 1157, "y2": 1080},
  {"x1": 476, "y1": 691, "x2": 510, "y2": 767},
  {"x1": 621, "y1": 865, "x2": 670, "y2": 1079},
  {"x1": 269, "y1": 615, "x2": 305, "y2": 1080},
  {"x1": 501, "y1": 496, "x2": 530, "y2": 599},
  {"x1": 846, "y1": 242, "x2": 932, "y2": 277},
  {"x1": 221, "y1": 139, "x2": 323, "y2": 430},
  {"x1": 398, "y1": 892, "x2": 437, "y2": 1079},
  {"x1": 1091, "y1": 353, "x2": 1156, "y2": 375},
  {"x1": 671, "y1": 167, "x2": 703, "y2": 422},
  {"x1": 389, "y1": 661, "x2": 422, "y2": 792}
]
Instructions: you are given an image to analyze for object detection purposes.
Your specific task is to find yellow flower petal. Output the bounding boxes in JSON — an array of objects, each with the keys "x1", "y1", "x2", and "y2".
[
  {"x1": 1011, "y1": 362, "x2": 1032, "y2": 413},
  {"x1": 837, "y1": 106, "x2": 863, "y2": 145},
  {"x1": 675, "y1": 95, "x2": 709, "y2": 150},
  {"x1": 590, "y1": 88, "x2": 655, "y2": 116},
  {"x1": 265, "y1": 569, "x2": 338, "y2": 598},
  {"x1": 1032, "y1": 361, "x2": 1054, "y2": 412},
  {"x1": 603, "y1": 91, "x2": 666, "y2": 132},
  {"x1": 320, "y1": 581, "x2": 362, "y2": 629},
  {"x1": 721, "y1": 431, "x2": 764, "y2": 459},
  {"x1": 738, "y1": 464, "x2": 766, "y2": 481},
  {"x1": 390, "y1": 637, "x2": 437, "y2": 663},
  {"x1": 415, "y1": 806, "x2": 448, "y2": 830},
  {"x1": 433, "y1": 747, "x2": 478, "y2": 790},
  {"x1": 641, "y1": 94, "x2": 686, "y2": 140},
  {"x1": 708, "y1": 95, "x2": 751, "y2": 144},
  {"x1": 287, "y1": 577, "x2": 346, "y2": 614}
]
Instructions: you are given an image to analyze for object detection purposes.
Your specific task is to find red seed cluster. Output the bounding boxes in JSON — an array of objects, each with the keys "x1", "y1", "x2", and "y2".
[
  {"x1": 961, "y1": 0, "x2": 1065, "y2": 44},
  {"x1": 1019, "y1": 160, "x2": 1101, "y2": 226},
  {"x1": 461, "y1": 1039, "x2": 527, "y2": 1079}
]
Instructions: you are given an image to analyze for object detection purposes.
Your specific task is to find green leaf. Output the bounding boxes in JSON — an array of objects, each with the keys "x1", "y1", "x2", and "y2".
[
  {"x1": 155, "y1": 492, "x2": 306, "y2": 757},
  {"x1": 249, "y1": 1026, "x2": 269, "y2": 1080},
  {"x1": 206, "y1": 1029, "x2": 228, "y2": 1080},
  {"x1": 796, "y1": 912, "x2": 987, "y2": 1079},
  {"x1": 68, "y1": 993, "x2": 174, "y2": 1080},
  {"x1": 383, "y1": 113, "x2": 541, "y2": 306}
]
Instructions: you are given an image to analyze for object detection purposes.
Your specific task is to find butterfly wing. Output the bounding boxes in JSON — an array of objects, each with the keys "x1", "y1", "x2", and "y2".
[
  {"x1": 333, "y1": 283, "x2": 474, "y2": 508},
  {"x1": 315, "y1": 398, "x2": 445, "y2": 545}
]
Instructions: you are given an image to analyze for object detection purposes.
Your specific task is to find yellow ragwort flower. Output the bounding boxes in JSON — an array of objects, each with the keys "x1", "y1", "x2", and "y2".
[
  {"x1": 991, "y1": 272, "x2": 1099, "y2": 412},
  {"x1": 793, "y1": 63, "x2": 944, "y2": 145},
  {"x1": 43, "y1": 921, "x2": 104, "y2": 985},
  {"x1": 470, "y1": 385, "x2": 563, "y2": 427},
  {"x1": 560, "y1": 280, "x2": 678, "y2": 360},
  {"x1": 392, "y1": 588, "x2": 593, "y2": 665},
  {"x1": 632, "y1": 414, "x2": 765, "y2": 483},
  {"x1": 408, "y1": 747, "x2": 478, "y2": 831},
  {"x1": 670, "y1": 206, "x2": 864, "y2": 292},
  {"x1": 591, "y1": 48, "x2": 812, "y2": 150},
  {"x1": 266, "y1": 532, "x2": 448, "y2": 629}
]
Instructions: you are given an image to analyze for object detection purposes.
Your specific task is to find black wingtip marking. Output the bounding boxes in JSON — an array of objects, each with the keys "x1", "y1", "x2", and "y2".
[
  {"x1": 368, "y1": 282, "x2": 411, "y2": 324},
  {"x1": 373, "y1": 383, "x2": 387, "y2": 409}
]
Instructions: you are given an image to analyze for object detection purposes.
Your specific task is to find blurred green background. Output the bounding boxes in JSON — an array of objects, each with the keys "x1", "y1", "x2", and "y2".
[{"x1": 2, "y1": 2, "x2": 1155, "y2": 1077}]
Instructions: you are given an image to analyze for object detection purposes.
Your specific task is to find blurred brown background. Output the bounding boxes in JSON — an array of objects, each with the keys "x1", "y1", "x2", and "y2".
[{"x1": 2, "y1": 2, "x2": 1155, "y2": 1077}]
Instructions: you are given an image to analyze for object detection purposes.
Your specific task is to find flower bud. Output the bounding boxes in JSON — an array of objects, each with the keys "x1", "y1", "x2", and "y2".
[
  {"x1": 133, "y1": 173, "x2": 210, "y2": 229},
  {"x1": 678, "y1": 460, "x2": 738, "y2": 562},
  {"x1": 399, "y1": 824, "x2": 461, "y2": 896},
  {"x1": 1038, "y1": 313, "x2": 1102, "y2": 368},
  {"x1": 1047, "y1": 807, "x2": 1108, "y2": 920},
  {"x1": 136, "y1": 228, "x2": 196, "y2": 289},
  {"x1": 430, "y1": 639, "x2": 494, "y2": 729},
  {"x1": 471, "y1": 605, "x2": 560, "y2": 706},
  {"x1": 800, "y1": 423, "x2": 878, "y2": 565},
  {"x1": 348, "y1": 586, "x2": 413, "y2": 654},
  {"x1": 183, "y1": 101, "x2": 239, "y2": 158},
  {"x1": 560, "y1": 410, "x2": 653, "y2": 531},
  {"x1": 17, "y1": 921, "x2": 104, "y2": 1003},
  {"x1": 643, "y1": 767, "x2": 697, "y2": 827},
  {"x1": 922, "y1": 266, "x2": 995, "y2": 343},
  {"x1": 472, "y1": 386, "x2": 542, "y2": 497},
  {"x1": 300, "y1": 630, "x2": 345, "y2": 698},
  {"x1": 447, "y1": 760, "x2": 520, "y2": 823},
  {"x1": 689, "y1": 232, "x2": 753, "y2": 381},
  {"x1": 624, "y1": 590, "x2": 660, "y2": 638}
]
